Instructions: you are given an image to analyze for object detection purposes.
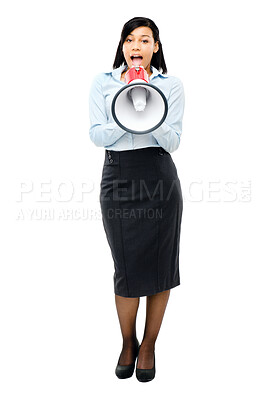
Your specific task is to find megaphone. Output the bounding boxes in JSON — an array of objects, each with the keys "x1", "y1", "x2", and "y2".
[{"x1": 111, "y1": 62, "x2": 168, "y2": 135}]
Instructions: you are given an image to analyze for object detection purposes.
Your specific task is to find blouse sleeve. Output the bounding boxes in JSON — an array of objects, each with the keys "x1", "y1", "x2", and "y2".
[
  {"x1": 151, "y1": 77, "x2": 185, "y2": 153},
  {"x1": 89, "y1": 74, "x2": 126, "y2": 147}
]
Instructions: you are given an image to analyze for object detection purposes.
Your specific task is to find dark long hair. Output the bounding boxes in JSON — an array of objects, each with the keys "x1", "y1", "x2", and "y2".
[{"x1": 112, "y1": 17, "x2": 167, "y2": 74}]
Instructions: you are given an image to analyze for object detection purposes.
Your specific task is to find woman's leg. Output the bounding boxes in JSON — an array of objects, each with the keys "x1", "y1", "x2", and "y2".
[
  {"x1": 115, "y1": 294, "x2": 140, "y2": 365},
  {"x1": 137, "y1": 289, "x2": 170, "y2": 369}
]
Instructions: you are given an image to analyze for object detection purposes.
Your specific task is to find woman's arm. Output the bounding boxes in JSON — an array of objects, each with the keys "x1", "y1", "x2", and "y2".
[
  {"x1": 89, "y1": 74, "x2": 126, "y2": 147},
  {"x1": 151, "y1": 77, "x2": 185, "y2": 153}
]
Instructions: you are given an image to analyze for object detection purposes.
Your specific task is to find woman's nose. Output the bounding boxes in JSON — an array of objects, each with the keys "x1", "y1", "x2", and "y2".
[{"x1": 131, "y1": 43, "x2": 140, "y2": 50}]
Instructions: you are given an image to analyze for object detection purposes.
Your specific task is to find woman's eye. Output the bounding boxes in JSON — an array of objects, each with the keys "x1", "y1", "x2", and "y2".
[{"x1": 126, "y1": 39, "x2": 148, "y2": 43}]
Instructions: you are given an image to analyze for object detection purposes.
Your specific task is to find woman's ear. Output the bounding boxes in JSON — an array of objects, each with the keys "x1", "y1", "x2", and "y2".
[{"x1": 154, "y1": 41, "x2": 159, "y2": 53}]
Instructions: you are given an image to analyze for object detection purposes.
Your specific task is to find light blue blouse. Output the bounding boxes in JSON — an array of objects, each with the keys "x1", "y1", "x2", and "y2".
[{"x1": 89, "y1": 64, "x2": 185, "y2": 153}]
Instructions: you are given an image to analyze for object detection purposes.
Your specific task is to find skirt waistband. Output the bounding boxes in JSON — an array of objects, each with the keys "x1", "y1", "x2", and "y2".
[{"x1": 105, "y1": 146, "x2": 169, "y2": 164}]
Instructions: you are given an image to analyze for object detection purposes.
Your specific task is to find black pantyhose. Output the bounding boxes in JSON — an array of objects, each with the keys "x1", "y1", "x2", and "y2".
[{"x1": 115, "y1": 289, "x2": 170, "y2": 368}]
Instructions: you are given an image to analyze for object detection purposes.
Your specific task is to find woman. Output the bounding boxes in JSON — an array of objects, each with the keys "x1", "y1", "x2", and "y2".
[{"x1": 89, "y1": 17, "x2": 185, "y2": 382}]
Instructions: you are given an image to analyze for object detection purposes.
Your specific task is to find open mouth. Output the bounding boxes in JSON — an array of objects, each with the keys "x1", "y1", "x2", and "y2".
[
  {"x1": 130, "y1": 55, "x2": 143, "y2": 67},
  {"x1": 130, "y1": 56, "x2": 143, "y2": 61}
]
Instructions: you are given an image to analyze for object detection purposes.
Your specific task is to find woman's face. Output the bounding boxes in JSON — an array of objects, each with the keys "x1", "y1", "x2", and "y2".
[{"x1": 122, "y1": 26, "x2": 159, "y2": 73}]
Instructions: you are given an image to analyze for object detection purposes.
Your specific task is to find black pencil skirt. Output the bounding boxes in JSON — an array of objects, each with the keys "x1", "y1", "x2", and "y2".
[{"x1": 99, "y1": 146, "x2": 183, "y2": 298}]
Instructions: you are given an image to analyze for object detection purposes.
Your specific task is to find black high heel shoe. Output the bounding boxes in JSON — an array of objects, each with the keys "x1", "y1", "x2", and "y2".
[
  {"x1": 115, "y1": 339, "x2": 140, "y2": 379},
  {"x1": 136, "y1": 351, "x2": 156, "y2": 382}
]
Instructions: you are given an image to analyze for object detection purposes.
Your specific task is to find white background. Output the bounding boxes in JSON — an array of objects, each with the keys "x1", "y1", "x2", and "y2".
[{"x1": 1, "y1": 0, "x2": 267, "y2": 398}]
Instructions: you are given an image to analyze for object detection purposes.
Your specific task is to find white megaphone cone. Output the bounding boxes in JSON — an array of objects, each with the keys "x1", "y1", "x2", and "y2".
[
  {"x1": 129, "y1": 85, "x2": 148, "y2": 112},
  {"x1": 111, "y1": 59, "x2": 168, "y2": 135}
]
